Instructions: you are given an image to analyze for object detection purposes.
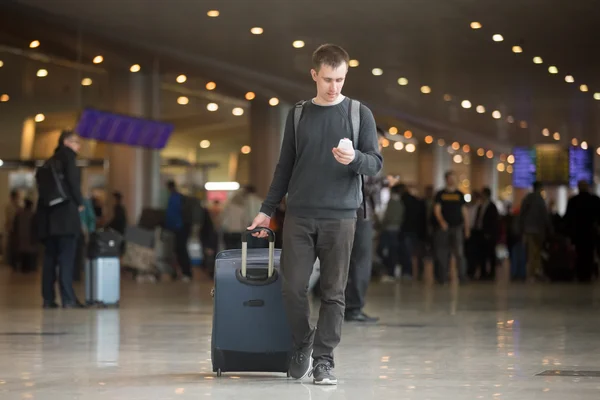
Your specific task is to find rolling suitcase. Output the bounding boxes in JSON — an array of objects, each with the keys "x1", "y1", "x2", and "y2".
[
  {"x1": 211, "y1": 228, "x2": 292, "y2": 377},
  {"x1": 86, "y1": 229, "x2": 123, "y2": 307}
]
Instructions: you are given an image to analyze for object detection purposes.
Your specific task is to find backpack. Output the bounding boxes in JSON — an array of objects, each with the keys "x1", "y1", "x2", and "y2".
[
  {"x1": 35, "y1": 156, "x2": 68, "y2": 208},
  {"x1": 293, "y1": 98, "x2": 366, "y2": 217}
]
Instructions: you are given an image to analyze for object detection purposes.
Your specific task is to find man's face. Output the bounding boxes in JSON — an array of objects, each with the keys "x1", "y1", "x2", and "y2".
[
  {"x1": 64, "y1": 135, "x2": 81, "y2": 154},
  {"x1": 446, "y1": 173, "x2": 457, "y2": 187},
  {"x1": 311, "y1": 63, "x2": 348, "y2": 103}
]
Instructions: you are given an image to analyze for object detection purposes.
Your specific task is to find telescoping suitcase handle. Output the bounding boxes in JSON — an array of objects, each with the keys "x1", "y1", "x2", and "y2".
[{"x1": 241, "y1": 228, "x2": 275, "y2": 278}]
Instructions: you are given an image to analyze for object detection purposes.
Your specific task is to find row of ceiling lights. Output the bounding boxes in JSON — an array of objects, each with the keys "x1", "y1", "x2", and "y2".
[
  {"x1": 470, "y1": 20, "x2": 600, "y2": 142},
  {"x1": 472, "y1": 21, "x2": 599, "y2": 100}
]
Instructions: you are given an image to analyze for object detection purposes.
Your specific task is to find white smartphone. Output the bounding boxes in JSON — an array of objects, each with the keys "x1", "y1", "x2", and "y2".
[{"x1": 337, "y1": 138, "x2": 353, "y2": 150}]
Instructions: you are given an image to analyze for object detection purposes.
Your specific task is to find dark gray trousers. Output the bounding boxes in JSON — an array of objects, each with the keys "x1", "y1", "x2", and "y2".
[
  {"x1": 345, "y1": 217, "x2": 374, "y2": 313},
  {"x1": 281, "y1": 215, "x2": 356, "y2": 366}
]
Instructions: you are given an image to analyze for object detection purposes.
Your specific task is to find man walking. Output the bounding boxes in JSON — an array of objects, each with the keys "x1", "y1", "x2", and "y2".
[
  {"x1": 433, "y1": 171, "x2": 470, "y2": 284},
  {"x1": 36, "y1": 130, "x2": 85, "y2": 308},
  {"x1": 165, "y1": 180, "x2": 192, "y2": 282},
  {"x1": 248, "y1": 44, "x2": 383, "y2": 385}
]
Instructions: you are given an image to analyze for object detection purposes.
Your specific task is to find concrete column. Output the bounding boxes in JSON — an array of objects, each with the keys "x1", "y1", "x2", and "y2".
[
  {"x1": 249, "y1": 97, "x2": 288, "y2": 198},
  {"x1": 107, "y1": 65, "x2": 162, "y2": 224},
  {"x1": 418, "y1": 143, "x2": 451, "y2": 193},
  {"x1": 471, "y1": 155, "x2": 499, "y2": 199}
]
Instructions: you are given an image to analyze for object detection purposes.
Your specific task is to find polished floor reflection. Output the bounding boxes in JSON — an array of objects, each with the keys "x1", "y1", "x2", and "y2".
[{"x1": 1, "y1": 267, "x2": 600, "y2": 399}]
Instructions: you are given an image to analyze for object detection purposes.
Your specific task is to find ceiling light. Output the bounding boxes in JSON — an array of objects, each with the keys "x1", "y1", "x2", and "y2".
[
  {"x1": 0, "y1": 94, "x2": 9, "y2": 102},
  {"x1": 388, "y1": 127, "x2": 398, "y2": 135},
  {"x1": 443, "y1": 94, "x2": 452, "y2": 102},
  {"x1": 452, "y1": 142, "x2": 460, "y2": 150},
  {"x1": 394, "y1": 142, "x2": 404, "y2": 151},
  {"x1": 477, "y1": 148, "x2": 485, "y2": 157},
  {"x1": 177, "y1": 96, "x2": 189, "y2": 105},
  {"x1": 571, "y1": 138, "x2": 578, "y2": 146},
  {"x1": 130, "y1": 64, "x2": 141, "y2": 73},
  {"x1": 176, "y1": 74, "x2": 187, "y2": 83},
  {"x1": 486, "y1": 150, "x2": 494, "y2": 159},
  {"x1": 349, "y1": 59, "x2": 359, "y2": 68},
  {"x1": 29, "y1": 40, "x2": 40, "y2": 49},
  {"x1": 594, "y1": 93, "x2": 600, "y2": 100},
  {"x1": 533, "y1": 57, "x2": 543, "y2": 64},
  {"x1": 207, "y1": 10, "x2": 220, "y2": 17},
  {"x1": 470, "y1": 22, "x2": 482, "y2": 30},
  {"x1": 597, "y1": 147, "x2": 600, "y2": 156},
  {"x1": 493, "y1": 34, "x2": 504, "y2": 42},
  {"x1": 438, "y1": 139, "x2": 445, "y2": 146},
  {"x1": 0, "y1": 60, "x2": 3, "y2": 68},
  {"x1": 476, "y1": 105, "x2": 486, "y2": 114},
  {"x1": 507, "y1": 165, "x2": 514, "y2": 174},
  {"x1": 93, "y1": 55, "x2": 103, "y2": 64},
  {"x1": 548, "y1": 66, "x2": 558, "y2": 74},
  {"x1": 34, "y1": 113, "x2": 45, "y2": 122},
  {"x1": 397, "y1": 77, "x2": 408, "y2": 86},
  {"x1": 492, "y1": 110, "x2": 501, "y2": 119},
  {"x1": 405, "y1": 143, "x2": 416, "y2": 153},
  {"x1": 421, "y1": 86, "x2": 432, "y2": 94},
  {"x1": 199, "y1": 140, "x2": 211, "y2": 149},
  {"x1": 581, "y1": 141, "x2": 588, "y2": 150},
  {"x1": 36, "y1": 69, "x2": 48, "y2": 77},
  {"x1": 461, "y1": 100, "x2": 472, "y2": 109},
  {"x1": 453, "y1": 154, "x2": 463, "y2": 164},
  {"x1": 425, "y1": 136, "x2": 433, "y2": 144},
  {"x1": 269, "y1": 97, "x2": 279, "y2": 106},
  {"x1": 463, "y1": 144, "x2": 471, "y2": 153},
  {"x1": 507, "y1": 116, "x2": 515, "y2": 124},
  {"x1": 580, "y1": 84, "x2": 589, "y2": 92},
  {"x1": 81, "y1": 78, "x2": 93, "y2": 86},
  {"x1": 542, "y1": 128, "x2": 550, "y2": 136},
  {"x1": 507, "y1": 155, "x2": 515, "y2": 164},
  {"x1": 241, "y1": 146, "x2": 252, "y2": 154},
  {"x1": 404, "y1": 130, "x2": 413, "y2": 139},
  {"x1": 372, "y1": 68, "x2": 383, "y2": 76},
  {"x1": 206, "y1": 81, "x2": 216, "y2": 90},
  {"x1": 519, "y1": 121, "x2": 528, "y2": 129},
  {"x1": 245, "y1": 92, "x2": 256, "y2": 101},
  {"x1": 497, "y1": 163, "x2": 506, "y2": 172},
  {"x1": 512, "y1": 46, "x2": 523, "y2": 54},
  {"x1": 232, "y1": 107, "x2": 244, "y2": 116},
  {"x1": 565, "y1": 75, "x2": 574, "y2": 83},
  {"x1": 553, "y1": 132, "x2": 560, "y2": 141},
  {"x1": 381, "y1": 139, "x2": 390, "y2": 148},
  {"x1": 250, "y1": 27, "x2": 264, "y2": 35},
  {"x1": 207, "y1": 102, "x2": 219, "y2": 111},
  {"x1": 292, "y1": 40, "x2": 305, "y2": 49}
]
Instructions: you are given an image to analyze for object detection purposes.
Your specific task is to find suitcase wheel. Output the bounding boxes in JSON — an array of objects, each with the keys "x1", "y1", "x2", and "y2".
[{"x1": 217, "y1": 369, "x2": 222, "y2": 377}]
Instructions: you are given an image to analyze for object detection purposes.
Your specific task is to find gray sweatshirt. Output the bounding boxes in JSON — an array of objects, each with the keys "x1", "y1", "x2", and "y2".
[{"x1": 260, "y1": 97, "x2": 383, "y2": 219}]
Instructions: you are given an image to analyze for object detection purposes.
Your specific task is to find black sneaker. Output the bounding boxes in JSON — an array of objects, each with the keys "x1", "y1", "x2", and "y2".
[
  {"x1": 288, "y1": 329, "x2": 315, "y2": 379},
  {"x1": 310, "y1": 361, "x2": 337, "y2": 385}
]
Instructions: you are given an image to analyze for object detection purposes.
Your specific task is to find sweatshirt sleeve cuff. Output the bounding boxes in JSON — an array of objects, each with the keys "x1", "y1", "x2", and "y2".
[{"x1": 259, "y1": 205, "x2": 274, "y2": 218}]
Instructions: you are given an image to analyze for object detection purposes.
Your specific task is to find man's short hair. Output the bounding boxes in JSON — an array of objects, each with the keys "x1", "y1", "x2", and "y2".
[
  {"x1": 167, "y1": 180, "x2": 176, "y2": 191},
  {"x1": 533, "y1": 181, "x2": 543, "y2": 191},
  {"x1": 58, "y1": 130, "x2": 77, "y2": 145},
  {"x1": 482, "y1": 187, "x2": 492, "y2": 198},
  {"x1": 444, "y1": 170, "x2": 455, "y2": 180},
  {"x1": 312, "y1": 44, "x2": 350, "y2": 72}
]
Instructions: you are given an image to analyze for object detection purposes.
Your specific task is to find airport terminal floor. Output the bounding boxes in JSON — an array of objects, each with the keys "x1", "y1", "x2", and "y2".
[{"x1": 1, "y1": 267, "x2": 600, "y2": 400}]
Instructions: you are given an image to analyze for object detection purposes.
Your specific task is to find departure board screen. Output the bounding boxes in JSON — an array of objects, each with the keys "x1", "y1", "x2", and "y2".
[
  {"x1": 75, "y1": 108, "x2": 174, "y2": 149},
  {"x1": 512, "y1": 147, "x2": 537, "y2": 189},
  {"x1": 569, "y1": 146, "x2": 594, "y2": 187},
  {"x1": 535, "y1": 144, "x2": 569, "y2": 185}
]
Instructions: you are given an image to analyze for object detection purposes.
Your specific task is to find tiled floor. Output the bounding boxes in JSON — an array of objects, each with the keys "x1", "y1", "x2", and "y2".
[{"x1": 1, "y1": 267, "x2": 600, "y2": 399}]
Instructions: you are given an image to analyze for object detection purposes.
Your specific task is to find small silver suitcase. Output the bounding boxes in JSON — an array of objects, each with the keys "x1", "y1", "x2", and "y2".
[{"x1": 85, "y1": 257, "x2": 121, "y2": 307}]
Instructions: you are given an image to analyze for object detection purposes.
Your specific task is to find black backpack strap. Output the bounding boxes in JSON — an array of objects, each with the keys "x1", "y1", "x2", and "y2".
[
  {"x1": 293, "y1": 100, "x2": 306, "y2": 152},
  {"x1": 347, "y1": 99, "x2": 366, "y2": 219}
]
